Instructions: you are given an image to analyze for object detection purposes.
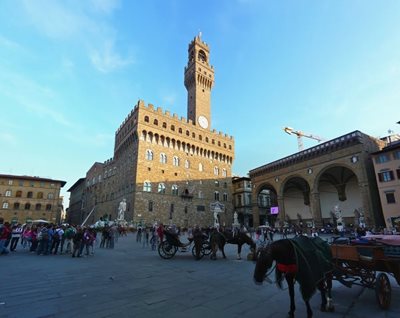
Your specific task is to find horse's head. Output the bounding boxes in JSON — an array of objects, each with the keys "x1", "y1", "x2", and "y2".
[{"x1": 253, "y1": 246, "x2": 273, "y2": 285}]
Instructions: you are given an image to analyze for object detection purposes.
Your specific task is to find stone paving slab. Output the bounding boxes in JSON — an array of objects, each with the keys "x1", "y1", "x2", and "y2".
[{"x1": 0, "y1": 233, "x2": 399, "y2": 318}]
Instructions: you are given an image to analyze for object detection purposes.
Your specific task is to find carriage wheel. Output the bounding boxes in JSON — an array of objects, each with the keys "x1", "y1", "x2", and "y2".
[
  {"x1": 375, "y1": 273, "x2": 391, "y2": 310},
  {"x1": 203, "y1": 242, "x2": 212, "y2": 256},
  {"x1": 191, "y1": 245, "x2": 205, "y2": 259},
  {"x1": 158, "y1": 241, "x2": 178, "y2": 259}
]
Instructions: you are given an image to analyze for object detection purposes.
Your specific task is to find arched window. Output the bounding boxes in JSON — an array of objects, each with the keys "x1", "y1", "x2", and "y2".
[
  {"x1": 46, "y1": 204, "x2": 52, "y2": 211},
  {"x1": 173, "y1": 156, "x2": 180, "y2": 166},
  {"x1": 162, "y1": 122, "x2": 167, "y2": 128},
  {"x1": 143, "y1": 181, "x2": 152, "y2": 192},
  {"x1": 223, "y1": 193, "x2": 228, "y2": 202},
  {"x1": 2, "y1": 202, "x2": 9, "y2": 209},
  {"x1": 214, "y1": 191, "x2": 220, "y2": 201},
  {"x1": 27, "y1": 191, "x2": 33, "y2": 198},
  {"x1": 160, "y1": 153, "x2": 167, "y2": 164},
  {"x1": 171, "y1": 184, "x2": 178, "y2": 196},
  {"x1": 199, "y1": 135, "x2": 202, "y2": 141},
  {"x1": 222, "y1": 169, "x2": 227, "y2": 177},
  {"x1": 35, "y1": 203, "x2": 42, "y2": 210},
  {"x1": 48, "y1": 193, "x2": 54, "y2": 200},
  {"x1": 14, "y1": 202, "x2": 20, "y2": 209},
  {"x1": 171, "y1": 125, "x2": 175, "y2": 131},
  {"x1": 144, "y1": 116, "x2": 149, "y2": 123},
  {"x1": 25, "y1": 203, "x2": 31, "y2": 210},
  {"x1": 178, "y1": 128, "x2": 183, "y2": 134},
  {"x1": 214, "y1": 166, "x2": 219, "y2": 176},
  {"x1": 158, "y1": 183, "x2": 166, "y2": 194},
  {"x1": 205, "y1": 137, "x2": 209, "y2": 143},
  {"x1": 198, "y1": 50, "x2": 207, "y2": 62},
  {"x1": 145, "y1": 149, "x2": 153, "y2": 160},
  {"x1": 185, "y1": 160, "x2": 190, "y2": 169},
  {"x1": 198, "y1": 191, "x2": 203, "y2": 199},
  {"x1": 5, "y1": 190, "x2": 11, "y2": 197},
  {"x1": 16, "y1": 190, "x2": 22, "y2": 197},
  {"x1": 37, "y1": 192, "x2": 43, "y2": 199},
  {"x1": 214, "y1": 180, "x2": 219, "y2": 187},
  {"x1": 199, "y1": 163, "x2": 203, "y2": 172},
  {"x1": 154, "y1": 119, "x2": 158, "y2": 125},
  {"x1": 186, "y1": 130, "x2": 190, "y2": 136}
]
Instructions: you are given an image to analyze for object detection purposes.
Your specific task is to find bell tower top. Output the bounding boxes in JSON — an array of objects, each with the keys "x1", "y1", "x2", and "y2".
[{"x1": 184, "y1": 34, "x2": 214, "y2": 129}]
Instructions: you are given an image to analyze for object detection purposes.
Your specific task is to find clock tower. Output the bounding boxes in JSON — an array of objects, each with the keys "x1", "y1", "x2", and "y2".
[{"x1": 184, "y1": 33, "x2": 214, "y2": 129}]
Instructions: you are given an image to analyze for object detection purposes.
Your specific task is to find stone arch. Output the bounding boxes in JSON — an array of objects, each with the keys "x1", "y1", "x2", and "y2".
[
  {"x1": 255, "y1": 183, "x2": 278, "y2": 226},
  {"x1": 281, "y1": 175, "x2": 312, "y2": 226},
  {"x1": 315, "y1": 164, "x2": 361, "y2": 225}
]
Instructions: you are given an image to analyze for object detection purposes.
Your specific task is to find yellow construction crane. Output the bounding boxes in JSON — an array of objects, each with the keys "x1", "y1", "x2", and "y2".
[{"x1": 283, "y1": 127, "x2": 324, "y2": 151}]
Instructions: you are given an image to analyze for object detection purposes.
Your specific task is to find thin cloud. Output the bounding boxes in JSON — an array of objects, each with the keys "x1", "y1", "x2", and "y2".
[
  {"x1": 89, "y1": 41, "x2": 134, "y2": 73},
  {"x1": 21, "y1": 0, "x2": 134, "y2": 73},
  {"x1": 65, "y1": 130, "x2": 114, "y2": 147},
  {"x1": 21, "y1": 0, "x2": 88, "y2": 39},
  {"x1": 0, "y1": 71, "x2": 71, "y2": 127},
  {"x1": 90, "y1": 0, "x2": 120, "y2": 14},
  {"x1": 0, "y1": 35, "x2": 22, "y2": 49},
  {"x1": 0, "y1": 132, "x2": 17, "y2": 145}
]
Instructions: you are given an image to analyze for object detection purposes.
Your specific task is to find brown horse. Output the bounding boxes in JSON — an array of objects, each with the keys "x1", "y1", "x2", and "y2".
[
  {"x1": 253, "y1": 237, "x2": 334, "y2": 318},
  {"x1": 210, "y1": 229, "x2": 256, "y2": 260}
]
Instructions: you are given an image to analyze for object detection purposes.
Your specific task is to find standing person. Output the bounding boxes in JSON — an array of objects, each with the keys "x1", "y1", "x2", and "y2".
[
  {"x1": 156, "y1": 223, "x2": 164, "y2": 243},
  {"x1": 268, "y1": 227, "x2": 274, "y2": 241},
  {"x1": 142, "y1": 228, "x2": 149, "y2": 248},
  {"x1": 9, "y1": 224, "x2": 23, "y2": 252},
  {"x1": 193, "y1": 225, "x2": 203, "y2": 260},
  {"x1": 0, "y1": 218, "x2": 11, "y2": 255},
  {"x1": 136, "y1": 227, "x2": 142, "y2": 243},
  {"x1": 36, "y1": 225, "x2": 50, "y2": 255},
  {"x1": 72, "y1": 227, "x2": 83, "y2": 258},
  {"x1": 51, "y1": 226, "x2": 63, "y2": 254},
  {"x1": 63, "y1": 225, "x2": 75, "y2": 254},
  {"x1": 150, "y1": 227, "x2": 157, "y2": 251}
]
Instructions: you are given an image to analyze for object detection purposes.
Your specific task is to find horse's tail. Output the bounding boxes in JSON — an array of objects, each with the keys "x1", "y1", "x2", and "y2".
[{"x1": 275, "y1": 268, "x2": 285, "y2": 289}]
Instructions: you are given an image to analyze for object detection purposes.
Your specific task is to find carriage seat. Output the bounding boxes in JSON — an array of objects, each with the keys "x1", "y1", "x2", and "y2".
[{"x1": 164, "y1": 230, "x2": 191, "y2": 247}]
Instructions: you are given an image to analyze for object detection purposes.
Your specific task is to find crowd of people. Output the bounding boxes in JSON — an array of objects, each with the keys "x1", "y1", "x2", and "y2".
[{"x1": 0, "y1": 217, "x2": 126, "y2": 257}]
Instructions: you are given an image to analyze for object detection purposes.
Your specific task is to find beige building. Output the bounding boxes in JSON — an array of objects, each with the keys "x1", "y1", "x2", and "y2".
[
  {"x1": 371, "y1": 140, "x2": 400, "y2": 229},
  {"x1": 0, "y1": 174, "x2": 66, "y2": 224},
  {"x1": 73, "y1": 35, "x2": 235, "y2": 228},
  {"x1": 232, "y1": 176, "x2": 253, "y2": 228},
  {"x1": 249, "y1": 131, "x2": 385, "y2": 229}
]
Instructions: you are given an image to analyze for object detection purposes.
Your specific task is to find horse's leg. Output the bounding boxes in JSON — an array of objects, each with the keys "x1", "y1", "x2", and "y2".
[
  {"x1": 287, "y1": 275, "x2": 296, "y2": 318},
  {"x1": 237, "y1": 243, "x2": 242, "y2": 260},
  {"x1": 220, "y1": 243, "x2": 226, "y2": 259},
  {"x1": 305, "y1": 300, "x2": 313, "y2": 318},
  {"x1": 326, "y1": 274, "x2": 334, "y2": 311},
  {"x1": 318, "y1": 280, "x2": 327, "y2": 312}
]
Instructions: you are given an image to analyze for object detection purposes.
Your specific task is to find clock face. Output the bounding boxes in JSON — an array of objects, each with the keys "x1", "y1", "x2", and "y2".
[{"x1": 198, "y1": 115, "x2": 209, "y2": 129}]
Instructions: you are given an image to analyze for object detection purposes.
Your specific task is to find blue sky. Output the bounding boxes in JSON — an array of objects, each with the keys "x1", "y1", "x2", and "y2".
[{"x1": 1, "y1": 0, "x2": 400, "y2": 207}]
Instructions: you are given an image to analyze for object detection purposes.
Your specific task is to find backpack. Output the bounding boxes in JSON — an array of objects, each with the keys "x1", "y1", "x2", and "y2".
[
  {"x1": 53, "y1": 231, "x2": 60, "y2": 241},
  {"x1": 41, "y1": 229, "x2": 49, "y2": 240},
  {"x1": 66, "y1": 229, "x2": 75, "y2": 239}
]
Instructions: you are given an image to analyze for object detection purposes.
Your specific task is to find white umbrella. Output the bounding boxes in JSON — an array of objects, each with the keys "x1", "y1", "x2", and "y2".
[{"x1": 32, "y1": 219, "x2": 49, "y2": 224}]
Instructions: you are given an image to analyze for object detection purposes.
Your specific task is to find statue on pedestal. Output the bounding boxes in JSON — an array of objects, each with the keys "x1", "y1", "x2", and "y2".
[
  {"x1": 118, "y1": 199, "x2": 127, "y2": 221},
  {"x1": 214, "y1": 210, "x2": 219, "y2": 226}
]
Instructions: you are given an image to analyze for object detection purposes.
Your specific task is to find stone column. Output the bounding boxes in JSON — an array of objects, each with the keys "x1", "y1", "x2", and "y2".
[
  {"x1": 310, "y1": 192, "x2": 323, "y2": 228},
  {"x1": 253, "y1": 204, "x2": 260, "y2": 228},
  {"x1": 358, "y1": 182, "x2": 373, "y2": 227},
  {"x1": 277, "y1": 196, "x2": 286, "y2": 225}
]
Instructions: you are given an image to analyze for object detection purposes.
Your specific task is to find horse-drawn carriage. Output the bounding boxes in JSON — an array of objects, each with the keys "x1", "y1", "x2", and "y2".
[
  {"x1": 331, "y1": 237, "x2": 400, "y2": 309},
  {"x1": 254, "y1": 235, "x2": 400, "y2": 317},
  {"x1": 158, "y1": 230, "x2": 211, "y2": 260}
]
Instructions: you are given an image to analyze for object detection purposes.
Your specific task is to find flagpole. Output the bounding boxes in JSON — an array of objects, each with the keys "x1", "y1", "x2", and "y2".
[{"x1": 81, "y1": 206, "x2": 95, "y2": 226}]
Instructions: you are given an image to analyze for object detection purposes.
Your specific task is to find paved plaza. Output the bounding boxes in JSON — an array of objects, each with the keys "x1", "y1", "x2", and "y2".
[{"x1": 0, "y1": 233, "x2": 399, "y2": 318}]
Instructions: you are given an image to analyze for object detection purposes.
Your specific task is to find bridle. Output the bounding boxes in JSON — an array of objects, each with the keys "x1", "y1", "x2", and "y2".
[{"x1": 258, "y1": 246, "x2": 276, "y2": 284}]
